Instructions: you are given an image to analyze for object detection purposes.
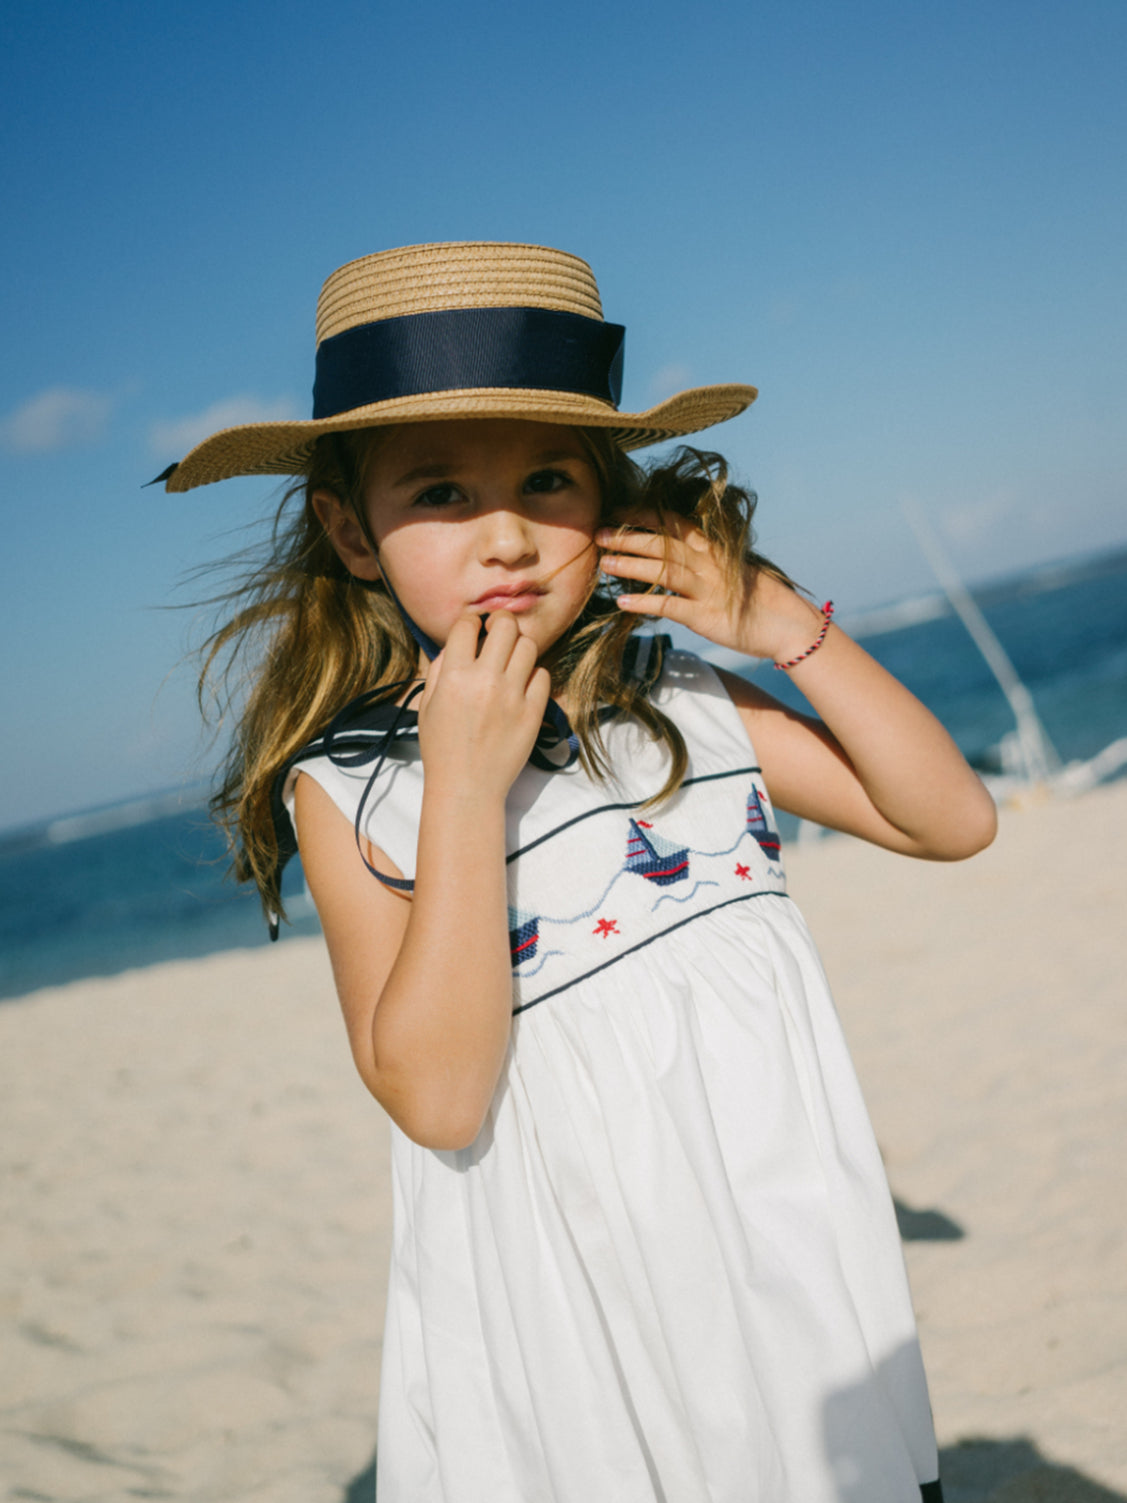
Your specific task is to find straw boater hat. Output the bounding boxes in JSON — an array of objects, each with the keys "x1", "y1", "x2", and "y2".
[{"x1": 158, "y1": 241, "x2": 758, "y2": 493}]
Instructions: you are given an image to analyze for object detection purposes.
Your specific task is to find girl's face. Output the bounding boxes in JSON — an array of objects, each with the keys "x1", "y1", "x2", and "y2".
[{"x1": 351, "y1": 419, "x2": 603, "y2": 662}]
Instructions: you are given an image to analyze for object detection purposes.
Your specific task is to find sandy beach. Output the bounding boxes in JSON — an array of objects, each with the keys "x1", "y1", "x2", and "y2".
[{"x1": 3, "y1": 782, "x2": 1125, "y2": 1502}]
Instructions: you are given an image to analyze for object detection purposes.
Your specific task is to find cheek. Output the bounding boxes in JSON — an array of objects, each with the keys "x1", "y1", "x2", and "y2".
[
  {"x1": 378, "y1": 533, "x2": 463, "y2": 616},
  {"x1": 557, "y1": 522, "x2": 600, "y2": 583}
]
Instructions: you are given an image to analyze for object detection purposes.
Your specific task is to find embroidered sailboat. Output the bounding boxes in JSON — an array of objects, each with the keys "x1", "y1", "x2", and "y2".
[
  {"x1": 746, "y1": 785, "x2": 781, "y2": 862},
  {"x1": 625, "y1": 819, "x2": 689, "y2": 886},
  {"x1": 508, "y1": 906, "x2": 540, "y2": 967}
]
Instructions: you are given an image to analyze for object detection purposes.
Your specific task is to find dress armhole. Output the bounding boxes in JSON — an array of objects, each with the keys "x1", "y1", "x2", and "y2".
[
  {"x1": 654, "y1": 649, "x2": 764, "y2": 768},
  {"x1": 282, "y1": 760, "x2": 358, "y2": 847}
]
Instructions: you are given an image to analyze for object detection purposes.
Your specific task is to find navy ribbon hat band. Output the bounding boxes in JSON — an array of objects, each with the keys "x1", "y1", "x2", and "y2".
[{"x1": 312, "y1": 306, "x2": 626, "y2": 421}]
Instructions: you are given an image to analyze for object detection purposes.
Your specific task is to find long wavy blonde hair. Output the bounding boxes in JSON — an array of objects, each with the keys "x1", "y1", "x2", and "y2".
[{"x1": 197, "y1": 426, "x2": 780, "y2": 923}]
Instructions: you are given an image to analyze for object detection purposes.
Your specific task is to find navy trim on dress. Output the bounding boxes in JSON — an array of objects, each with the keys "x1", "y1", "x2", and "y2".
[
  {"x1": 507, "y1": 766, "x2": 761, "y2": 863},
  {"x1": 512, "y1": 888, "x2": 792, "y2": 1014}
]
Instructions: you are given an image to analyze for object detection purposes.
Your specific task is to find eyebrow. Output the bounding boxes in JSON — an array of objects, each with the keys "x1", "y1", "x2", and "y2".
[{"x1": 390, "y1": 447, "x2": 588, "y2": 489}]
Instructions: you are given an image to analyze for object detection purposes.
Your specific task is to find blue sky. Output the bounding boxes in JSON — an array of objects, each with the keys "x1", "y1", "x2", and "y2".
[{"x1": 2, "y1": 0, "x2": 1125, "y2": 829}]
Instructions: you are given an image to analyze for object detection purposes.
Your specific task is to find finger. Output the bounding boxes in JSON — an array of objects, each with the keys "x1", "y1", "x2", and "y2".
[
  {"x1": 444, "y1": 612, "x2": 487, "y2": 663},
  {"x1": 600, "y1": 551, "x2": 700, "y2": 595},
  {"x1": 601, "y1": 531, "x2": 705, "y2": 572},
  {"x1": 651, "y1": 511, "x2": 706, "y2": 546},
  {"x1": 477, "y1": 609, "x2": 522, "y2": 665},
  {"x1": 599, "y1": 514, "x2": 703, "y2": 551},
  {"x1": 508, "y1": 663, "x2": 553, "y2": 762},
  {"x1": 614, "y1": 591, "x2": 698, "y2": 626},
  {"x1": 596, "y1": 525, "x2": 671, "y2": 560},
  {"x1": 610, "y1": 508, "x2": 700, "y2": 539},
  {"x1": 527, "y1": 664, "x2": 552, "y2": 712},
  {"x1": 419, "y1": 646, "x2": 444, "y2": 712},
  {"x1": 483, "y1": 608, "x2": 522, "y2": 634},
  {"x1": 506, "y1": 627, "x2": 541, "y2": 684},
  {"x1": 614, "y1": 505, "x2": 661, "y2": 525},
  {"x1": 500, "y1": 627, "x2": 550, "y2": 699}
]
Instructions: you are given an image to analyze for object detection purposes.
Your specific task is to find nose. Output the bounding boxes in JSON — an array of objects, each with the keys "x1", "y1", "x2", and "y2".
[{"x1": 477, "y1": 505, "x2": 537, "y2": 567}]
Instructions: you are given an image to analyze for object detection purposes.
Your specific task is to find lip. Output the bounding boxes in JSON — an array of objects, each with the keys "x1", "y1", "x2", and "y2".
[{"x1": 471, "y1": 581, "x2": 545, "y2": 613}]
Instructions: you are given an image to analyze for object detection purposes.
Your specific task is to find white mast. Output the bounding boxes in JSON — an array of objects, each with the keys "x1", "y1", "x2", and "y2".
[{"x1": 902, "y1": 501, "x2": 1061, "y2": 786}]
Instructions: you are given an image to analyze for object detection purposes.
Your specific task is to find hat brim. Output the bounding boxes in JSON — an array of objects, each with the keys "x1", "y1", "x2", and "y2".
[{"x1": 162, "y1": 383, "x2": 757, "y2": 492}]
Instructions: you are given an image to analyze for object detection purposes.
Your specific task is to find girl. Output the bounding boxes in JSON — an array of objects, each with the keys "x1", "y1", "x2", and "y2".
[{"x1": 168, "y1": 241, "x2": 995, "y2": 1502}]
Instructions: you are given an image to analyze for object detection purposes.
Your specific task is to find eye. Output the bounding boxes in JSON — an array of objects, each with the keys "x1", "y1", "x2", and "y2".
[
  {"x1": 411, "y1": 482, "x2": 465, "y2": 510},
  {"x1": 524, "y1": 467, "x2": 574, "y2": 495}
]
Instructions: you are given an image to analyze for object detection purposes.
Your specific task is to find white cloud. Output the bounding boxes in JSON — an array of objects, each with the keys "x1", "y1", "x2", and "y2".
[
  {"x1": 648, "y1": 363, "x2": 693, "y2": 403},
  {"x1": 149, "y1": 394, "x2": 301, "y2": 457},
  {"x1": 0, "y1": 386, "x2": 113, "y2": 453}
]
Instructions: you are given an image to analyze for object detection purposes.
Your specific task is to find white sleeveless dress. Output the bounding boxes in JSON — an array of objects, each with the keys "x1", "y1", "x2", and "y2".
[{"x1": 285, "y1": 650, "x2": 942, "y2": 1503}]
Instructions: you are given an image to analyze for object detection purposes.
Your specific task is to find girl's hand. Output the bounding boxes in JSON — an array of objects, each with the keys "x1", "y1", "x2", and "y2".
[
  {"x1": 417, "y1": 611, "x2": 551, "y2": 799},
  {"x1": 596, "y1": 514, "x2": 825, "y2": 664}
]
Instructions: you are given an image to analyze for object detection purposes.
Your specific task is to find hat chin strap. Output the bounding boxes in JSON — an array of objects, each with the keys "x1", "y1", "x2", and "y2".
[
  {"x1": 346, "y1": 498, "x2": 444, "y2": 663},
  {"x1": 376, "y1": 565, "x2": 443, "y2": 663}
]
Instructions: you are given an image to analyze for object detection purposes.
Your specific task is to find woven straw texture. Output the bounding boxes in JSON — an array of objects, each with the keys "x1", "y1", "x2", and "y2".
[
  {"x1": 163, "y1": 242, "x2": 757, "y2": 492},
  {"x1": 315, "y1": 242, "x2": 604, "y2": 344}
]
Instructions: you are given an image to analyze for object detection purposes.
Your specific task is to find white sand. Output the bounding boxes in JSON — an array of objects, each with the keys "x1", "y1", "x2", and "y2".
[{"x1": 2, "y1": 783, "x2": 1125, "y2": 1501}]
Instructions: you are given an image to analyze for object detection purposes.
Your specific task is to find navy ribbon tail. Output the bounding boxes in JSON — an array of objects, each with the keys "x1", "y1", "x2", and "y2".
[{"x1": 145, "y1": 462, "x2": 180, "y2": 487}]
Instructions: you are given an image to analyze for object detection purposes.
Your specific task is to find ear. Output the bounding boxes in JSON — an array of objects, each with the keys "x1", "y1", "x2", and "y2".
[{"x1": 312, "y1": 489, "x2": 381, "y2": 582}]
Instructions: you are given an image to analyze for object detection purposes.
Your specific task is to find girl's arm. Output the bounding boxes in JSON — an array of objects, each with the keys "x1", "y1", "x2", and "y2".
[
  {"x1": 295, "y1": 612, "x2": 550, "y2": 1149},
  {"x1": 598, "y1": 521, "x2": 997, "y2": 859}
]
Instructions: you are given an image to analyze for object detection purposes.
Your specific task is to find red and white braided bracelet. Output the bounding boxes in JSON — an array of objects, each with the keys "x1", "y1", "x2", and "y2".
[{"x1": 774, "y1": 601, "x2": 835, "y2": 670}]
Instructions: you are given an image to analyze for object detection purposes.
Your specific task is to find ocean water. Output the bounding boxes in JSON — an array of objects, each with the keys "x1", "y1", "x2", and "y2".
[
  {"x1": 3, "y1": 546, "x2": 1126, "y2": 1002},
  {"x1": 750, "y1": 546, "x2": 1127, "y2": 774}
]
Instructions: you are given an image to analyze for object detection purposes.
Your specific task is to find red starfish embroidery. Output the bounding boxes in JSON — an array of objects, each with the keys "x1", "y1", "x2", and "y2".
[
  {"x1": 593, "y1": 918, "x2": 619, "y2": 938},
  {"x1": 734, "y1": 863, "x2": 752, "y2": 880}
]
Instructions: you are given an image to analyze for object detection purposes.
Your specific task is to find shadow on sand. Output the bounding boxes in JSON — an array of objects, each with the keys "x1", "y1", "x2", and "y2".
[
  {"x1": 938, "y1": 1436, "x2": 1127, "y2": 1502},
  {"x1": 893, "y1": 1195, "x2": 966, "y2": 1242},
  {"x1": 344, "y1": 1452, "x2": 377, "y2": 1502}
]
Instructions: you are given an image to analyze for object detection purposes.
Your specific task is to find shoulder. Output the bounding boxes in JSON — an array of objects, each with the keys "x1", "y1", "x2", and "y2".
[
  {"x1": 281, "y1": 750, "x2": 388, "y2": 842},
  {"x1": 276, "y1": 689, "x2": 423, "y2": 839},
  {"x1": 643, "y1": 647, "x2": 765, "y2": 770},
  {"x1": 653, "y1": 649, "x2": 838, "y2": 793},
  {"x1": 280, "y1": 728, "x2": 425, "y2": 882},
  {"x1": 649, "y1": 645, "x2": 736, "y2": 709},
  {"x1": 650, "y1": 646, "x2": 797, "y2": 724}
]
